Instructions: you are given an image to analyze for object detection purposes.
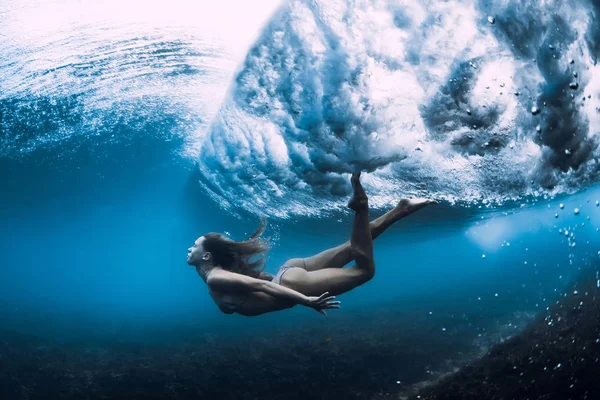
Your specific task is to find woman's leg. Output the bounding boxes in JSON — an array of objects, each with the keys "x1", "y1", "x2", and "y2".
[
  {"x1": 284, "y1": 198, "x2": 435, "y2": 272},
  {"x1": 280, "y1": 172, "x2": 377, "y2": 296}
]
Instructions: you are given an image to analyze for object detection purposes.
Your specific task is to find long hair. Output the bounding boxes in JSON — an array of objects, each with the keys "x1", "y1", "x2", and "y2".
[{"x1": 202, "y1": 217, "x2": 270, "y2": 278}]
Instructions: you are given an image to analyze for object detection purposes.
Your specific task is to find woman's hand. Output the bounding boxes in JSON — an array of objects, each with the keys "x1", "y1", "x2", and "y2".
[{"x1": 304, "y1": 292, "x2": 341, "y2": 315}]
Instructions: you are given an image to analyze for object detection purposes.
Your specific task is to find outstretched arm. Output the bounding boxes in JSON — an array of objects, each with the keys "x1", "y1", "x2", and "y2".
[{"x1": 208, "y1": 270, "x2": 340, "y2": 315}]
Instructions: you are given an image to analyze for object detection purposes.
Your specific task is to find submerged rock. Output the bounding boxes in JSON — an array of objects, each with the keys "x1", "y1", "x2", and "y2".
[{"x1": 412, "y1": 269, "x2": 600, "y2": 400}]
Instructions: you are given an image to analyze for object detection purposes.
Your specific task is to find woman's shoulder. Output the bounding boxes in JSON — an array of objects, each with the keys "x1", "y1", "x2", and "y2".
[
  {"x1": 207, "y1": 268, "x2": 262, "y2": 292},
  {"x1": 206, "y1": 268, "x2": 240, "y2": 289}
]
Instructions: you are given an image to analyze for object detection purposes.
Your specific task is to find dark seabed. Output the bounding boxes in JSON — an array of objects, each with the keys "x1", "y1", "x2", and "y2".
[
  {"x1": 413, "y1": 270, "x2": 600, "y2": 400},
  {"x1": 1, "y1": 270, "x2": 598, "y2": 400},
  {"x1": 0, "y1": 271, "x2": 598, "y2": 400}
]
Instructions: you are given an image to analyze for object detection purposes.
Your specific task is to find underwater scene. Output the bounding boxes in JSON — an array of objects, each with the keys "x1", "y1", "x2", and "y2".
[{"x1": 1, "y1": 0, "x2": 600, "y2": 399}]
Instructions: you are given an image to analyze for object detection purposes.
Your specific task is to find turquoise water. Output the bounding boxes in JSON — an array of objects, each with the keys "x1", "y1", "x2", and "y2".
[{"x1": 1, "y1": 0, "x2": 600, "y2": 398}]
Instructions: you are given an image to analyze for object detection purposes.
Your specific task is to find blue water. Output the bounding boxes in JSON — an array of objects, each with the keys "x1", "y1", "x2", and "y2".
[
  {"x1": 1, "y1": 0, "x2": 600, "y2": 397},
  {"x1": 2, "y1": 144, "x2": 598, "y2": 341}
]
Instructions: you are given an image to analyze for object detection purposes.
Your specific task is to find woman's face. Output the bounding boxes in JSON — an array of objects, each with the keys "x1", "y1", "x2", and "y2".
[{"x1": 187, "y1": 236, "x2": 206, "y2": 265}]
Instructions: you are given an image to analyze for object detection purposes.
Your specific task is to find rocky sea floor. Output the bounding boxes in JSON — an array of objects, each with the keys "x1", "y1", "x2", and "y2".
[
  {"x1": 411, "y1": 269, "x2": 600, "y2": 400},
  {"x1": 0, "y1": 271, "x2": 598, "y2": 400}
]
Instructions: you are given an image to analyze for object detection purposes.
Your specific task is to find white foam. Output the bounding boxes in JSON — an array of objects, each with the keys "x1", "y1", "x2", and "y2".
[{"x1": 197, "y1": 0, "x2": 600, "y2": 217}]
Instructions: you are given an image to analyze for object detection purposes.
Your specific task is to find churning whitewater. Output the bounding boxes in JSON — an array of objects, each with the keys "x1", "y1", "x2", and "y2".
[
  {"x1": 198, "y1": 0, "x2": 600, "y2": 218},
  {"x1": 0, "y1": 0, "x2": 280, "y2": 160}
]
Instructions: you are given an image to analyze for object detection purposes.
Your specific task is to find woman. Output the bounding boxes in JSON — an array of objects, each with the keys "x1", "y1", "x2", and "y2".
[{"x1": 187, "y1": 172, "x2": 435, "y2": 316}]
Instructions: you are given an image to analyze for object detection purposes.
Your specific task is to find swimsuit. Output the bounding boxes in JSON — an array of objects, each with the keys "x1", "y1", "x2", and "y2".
[{"x1": 272, "y1": 264, "x2": 296, "y2": 285}]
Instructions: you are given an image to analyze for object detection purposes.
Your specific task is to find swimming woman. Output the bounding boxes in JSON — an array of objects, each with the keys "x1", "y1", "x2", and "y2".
[{"x1": 187, "y1": 172, "x2": 435, "y2": 316}]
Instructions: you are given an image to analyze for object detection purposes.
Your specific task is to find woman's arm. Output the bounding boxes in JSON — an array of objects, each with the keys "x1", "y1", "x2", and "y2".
[{"x1": 207, "y1": 270, "x2": 340, "y2": 314}]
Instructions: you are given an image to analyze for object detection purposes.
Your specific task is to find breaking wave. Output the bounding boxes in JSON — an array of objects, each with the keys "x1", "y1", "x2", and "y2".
[{"x1": 198, "y1": 0, "x2": 600, "y2": 218}]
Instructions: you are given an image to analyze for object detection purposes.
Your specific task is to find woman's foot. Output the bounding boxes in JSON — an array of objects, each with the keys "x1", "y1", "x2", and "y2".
[
  {"x1": 348, "y1": 172, "x2": 369, "y2": 212},
  {"x1": 393, "y1": 198, "x2": 436, "y2": 218}
]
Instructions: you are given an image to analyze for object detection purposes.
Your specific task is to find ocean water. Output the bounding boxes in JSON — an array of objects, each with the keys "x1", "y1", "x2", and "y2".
[{"x1": 1, "y1": 1, "x2": 600, "y2": 399}]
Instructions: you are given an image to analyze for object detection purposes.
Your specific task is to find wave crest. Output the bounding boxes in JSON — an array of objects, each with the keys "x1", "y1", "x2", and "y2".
[{"x1": 199, "y1": 0, "x2": 600, "y2": 218}]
